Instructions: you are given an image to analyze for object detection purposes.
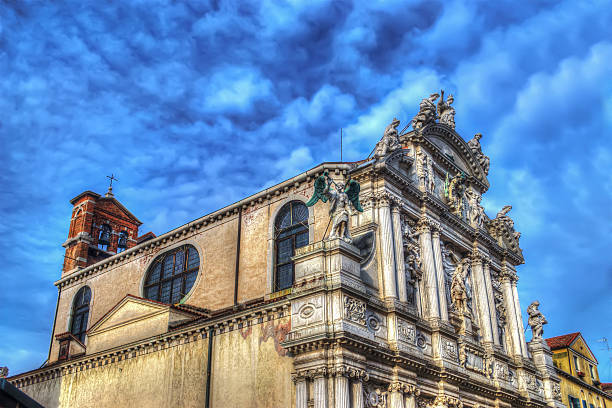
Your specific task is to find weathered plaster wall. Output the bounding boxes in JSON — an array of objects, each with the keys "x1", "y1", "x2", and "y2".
[
  {"x1": 23, "y1": 337, "x2": 209, "y2": 408},
  {"x1": 211, "y1": 316, "x2": 293, "y2": 408}
]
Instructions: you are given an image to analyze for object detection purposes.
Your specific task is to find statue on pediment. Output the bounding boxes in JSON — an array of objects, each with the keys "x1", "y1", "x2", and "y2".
[
  {"x1": 437, "y1": 90, "x2": 456, "y2": 129},
  {"x1": 412, "y1": 93, "x2": 439, "y2": 130},
  {"x1": 527, "y1": 300, "x2": 547, "y2": 341},
  {"x1": 467, "y1": 133, "x2": 490, "y2": 175},
  {"x1": 373, "y1": 118, "x2": 401, "y2": 160},
  {"x1": 306, "y1": 172, "x2": 363, "y2": 243}
]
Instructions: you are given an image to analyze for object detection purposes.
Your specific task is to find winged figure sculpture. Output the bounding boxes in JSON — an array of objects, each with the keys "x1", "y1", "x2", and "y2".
[{"x1": 306, "y1": 171, "x2": 363, "y2": 243}]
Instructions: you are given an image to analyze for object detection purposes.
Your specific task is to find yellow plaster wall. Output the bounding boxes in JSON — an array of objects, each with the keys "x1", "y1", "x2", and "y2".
[
  {"x1": 211, "y1": 316, "x2": 294, "y2": 408},
  {"x1": 21, "y1": 336, "x2": 209, "y2": 408}
]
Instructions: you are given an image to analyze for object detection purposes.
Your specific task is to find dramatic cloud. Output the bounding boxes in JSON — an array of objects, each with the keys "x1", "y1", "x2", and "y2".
[{"x1": 1, "y1": 0, "x2": 611, "y2": 376}]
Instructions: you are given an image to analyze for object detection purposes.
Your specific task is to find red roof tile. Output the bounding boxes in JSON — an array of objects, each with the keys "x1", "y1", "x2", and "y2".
[{"x1": 545, "y1": 332, "x2": 580, "y2": 349}]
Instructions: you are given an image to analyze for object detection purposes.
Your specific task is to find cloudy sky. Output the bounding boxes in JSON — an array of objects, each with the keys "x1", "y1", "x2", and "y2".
[{"x1": 1, "y1": 0, "x2": 611, "y2": 377}]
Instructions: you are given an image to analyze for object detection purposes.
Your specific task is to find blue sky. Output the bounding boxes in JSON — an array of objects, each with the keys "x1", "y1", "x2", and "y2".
[{"x1": 1, "y1": 0, "x2": 611, "y2": 378}]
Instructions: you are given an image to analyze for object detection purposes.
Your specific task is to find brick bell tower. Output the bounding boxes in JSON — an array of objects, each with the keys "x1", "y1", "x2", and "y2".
[{"x1": 62, "y1": 181, "x2": 142, "y2": 276}]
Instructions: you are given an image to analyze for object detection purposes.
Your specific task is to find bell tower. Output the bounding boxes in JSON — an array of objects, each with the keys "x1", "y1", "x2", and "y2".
[{"x1": 62, "y1": 186, "x2": 142, "y2": 276}]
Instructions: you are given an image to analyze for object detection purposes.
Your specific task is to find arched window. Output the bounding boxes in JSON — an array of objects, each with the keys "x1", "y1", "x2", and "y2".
[
  {"x1": 274, "y1": 201, "x2": 309, "y2": 291},
  {"x1": 117, "y1": 231, "x2": 128, "y2": 253},
  {"x1": 98, "y1": 224, "x2": 111, "y2": 250},
  {"x1": 144, "y1": 245, "x2": 200, "y2": 304},
  {"x1": 70, "y1": 286, "x2": 91, "y2": 343}
]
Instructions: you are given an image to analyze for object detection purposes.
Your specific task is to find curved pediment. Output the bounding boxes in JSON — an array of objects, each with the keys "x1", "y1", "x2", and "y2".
[{"x1": 419, "y1": 124, "x2": 490, "y2": 190}]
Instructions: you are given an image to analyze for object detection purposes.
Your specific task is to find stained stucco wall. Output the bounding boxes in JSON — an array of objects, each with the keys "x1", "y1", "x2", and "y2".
[
  {"x1": 20, "y1": 316, "x2": 293, "y2": 408},
  {"x1": 211, "y1": 316, "x2": 294, "y2": 408}
]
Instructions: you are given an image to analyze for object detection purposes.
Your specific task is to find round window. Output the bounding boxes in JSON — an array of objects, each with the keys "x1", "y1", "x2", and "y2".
[{"x1": 143, "y1": 245, "x2": 200, "y2": 304}]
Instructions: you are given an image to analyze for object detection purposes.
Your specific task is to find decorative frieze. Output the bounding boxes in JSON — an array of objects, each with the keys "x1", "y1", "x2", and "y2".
[{"x1": 343, "y1": 296, "x2": 366, "y2": 325}]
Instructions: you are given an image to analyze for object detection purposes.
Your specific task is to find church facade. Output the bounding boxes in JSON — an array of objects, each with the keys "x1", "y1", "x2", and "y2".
[{"x1": 10, "y1": 92, "x2": 564, "y2": 408}]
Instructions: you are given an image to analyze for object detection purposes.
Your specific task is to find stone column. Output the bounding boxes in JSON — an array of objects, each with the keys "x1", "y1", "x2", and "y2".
[
  {"x1": 295, "y1": 376, "x2": 308, "y2": 408},
  {"x1": 511, "y1": 278, "x2": 529, "y2": 357},
  {"x1": 431, "y1": 230, "x2": 448, "y2": 321},
  {"x1": 392, "y1": 206, "x2": 408, "y2": 303},
  {"x1": 418, "y1": 220, "x2": 440, "y2": 319},
  {"x1": 483, "y1": 260, "x2": 500, "y2": 345},
  {"x1": 335, "y1": 373, "x2": 350, "y2": 408},
  {"x1": 471, "y1": 255, "x2": 493, "y2": 344},
  {"x1": 378, "y1": 197, "x2": 398, "y2": 299},
  {"x1": 501, "y1": 269, "x2": 522, "y2": 358},
  {"x1": 352, "y1": 380, "x2": 364, "y2": 408},
  {"x1": 388, "y1": 383, "x2": 405, "y2": 408},
  {"x1": 314, "y1": 368, "x2": 328, "y2": 408}
]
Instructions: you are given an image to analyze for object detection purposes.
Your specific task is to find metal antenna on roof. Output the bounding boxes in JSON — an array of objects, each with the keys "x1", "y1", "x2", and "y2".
[
  {"x1": 106, "y1": 174, "x2": 118, "y2": 197},
  {"x1": 340, "y1": 128, "x2": 343, "y2": 162}
]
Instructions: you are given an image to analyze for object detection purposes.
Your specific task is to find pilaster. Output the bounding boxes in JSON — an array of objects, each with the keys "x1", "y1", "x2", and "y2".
[
  {"x1": 431, "y1": 229, "x2": 448, "y2": 321},
  {"x1": 418, "y1": 218, "x2": 440, "y2": 320},
  {"x1": 378, "y1": 196, "x2": 398, "y2": 299},
  {"x1": 501, "y1": 267, "x2": 522, "y2": 358},
  {"x1": 392, "y1": 206, "x2": 408, "y2": 303},
  {"x1": 313, "y1": 367, "x2": 329, "y2": 408},
  {"x1": 471, "y1": 253, "x2": 493, "y2": 345}
]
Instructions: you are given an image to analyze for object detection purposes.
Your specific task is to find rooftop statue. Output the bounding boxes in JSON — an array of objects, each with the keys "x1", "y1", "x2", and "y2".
[
  {"x1": 306, "y1": 171, "x2": 363, "y2": 243},
  {"x1": 437, "y1": 90, "x2": 456, "y2": 129},
  {"x1": 411, "y1": 93, "x2": 439, "y2": 130},
  {"x1": 373, "y1": 118, "x2": 401, "y2": 159},
  {"x1": 467, "y1": 133, "x2": 490, "y2": 176},
  {"x1": 527, "y1": 300, "x2": 548, "y2": 341}
]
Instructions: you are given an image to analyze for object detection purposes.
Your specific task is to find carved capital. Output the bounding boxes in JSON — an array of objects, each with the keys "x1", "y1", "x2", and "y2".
[
  {"x1": 402, "y1": 384, "x2": 419, "y2": 396},
  {"x1": 312, "y1": 366, "x2": 328, "y2": 378},
  {"x1": 417, "y1": 216, "x2": 440, "y2": 233},
  {"x1": 388, "y1": 382, "x2": 404, "y2": 393}
]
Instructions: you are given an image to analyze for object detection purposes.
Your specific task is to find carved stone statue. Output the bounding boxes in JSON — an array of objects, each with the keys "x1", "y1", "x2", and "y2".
[
  {"x1": 466, "y1": 189, "x2": 485, "y2": 228},
  {"x1": 527, "y1": 300, "x2": 547, "y2": 341},
  {"x1": 402, "y1": 219, "x2": 422, "y2": 304},
  {"x1": 412, "y1": 93, "x2": 439, "y2": 130},
  {"x1": 450, "y1": 258, "x2": 471, "y2": 315},
  {"x1": 0, "y1": 366, "x2": 8, "y2": 378},
  {"x1": 437, "y1": 90, "x2": 456, "y2": 129},
  {"x1": 374, "y1": 118, "x2": 401, "y2": 159},
  {"x1": 467, "y1": 133, "x2": 490, "y2": 175},
  {"x1": 446, "y1": 172, "x2": 467, "y2": 218},
  {"x1": 426, "y1": 156, "x2": 435, "y2": 193},
  {"x1": 441, "y1": 242, "x2": 458, "y2": 307},
  {"x1": 493, "y1": 205, "x2": 521, "y2": 246},
  {"x1": 306, "y1": 172, "x2": 363, "y2": 243},
  {"x1": 415, "y1": 151, "x2": 435, "y2": 193}
]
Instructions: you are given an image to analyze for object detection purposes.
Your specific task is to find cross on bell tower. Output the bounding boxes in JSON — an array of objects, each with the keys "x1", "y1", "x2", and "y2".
[{"x1": 106, "y1": 174, "x2": 118, "y2": 197}]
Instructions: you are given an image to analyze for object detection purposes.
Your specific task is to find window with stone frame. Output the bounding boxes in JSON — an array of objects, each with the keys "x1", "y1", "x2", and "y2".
[
  {"x1": 143, "y1": 244, "x2": 200, "y2": 304},
  {"x1": 70, "y1": 286, "x2": 92, "y2": 343},
  {"x1": 273, "y1": 201, "x2": 309, "y2": 292}
]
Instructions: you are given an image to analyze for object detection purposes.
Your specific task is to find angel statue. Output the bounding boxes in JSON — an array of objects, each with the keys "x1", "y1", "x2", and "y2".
[
  {"x1": 527, "y1": 300, "x2": 548, "y2": 341},
  {"x1": 306, "y1": 171, "x2": 363, "y2": 243}
]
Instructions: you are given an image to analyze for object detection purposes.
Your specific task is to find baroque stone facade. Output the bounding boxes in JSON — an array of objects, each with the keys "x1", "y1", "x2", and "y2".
[{"x1": 9, "y1": 92, "x2": 564, "y2": 408}]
